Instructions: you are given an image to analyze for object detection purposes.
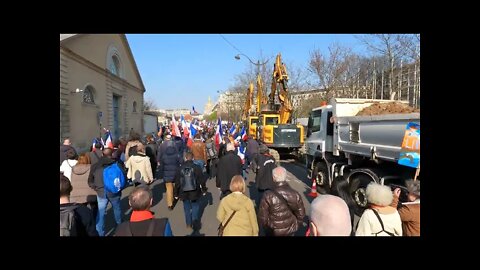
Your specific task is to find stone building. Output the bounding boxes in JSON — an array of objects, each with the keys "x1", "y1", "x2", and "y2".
[{"x1": 60, "y1": 34, "x2": 146, "y2": 151}]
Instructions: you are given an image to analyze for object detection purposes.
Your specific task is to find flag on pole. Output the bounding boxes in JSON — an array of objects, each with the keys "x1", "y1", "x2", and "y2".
[
  {"x1": 105, "y1": 131, "x2": 114, "y2": 149},
  {"x1": 241, "y1": 126, "x2": 248, "y2": 141},
  {"x1": 171, "y1": 113, "x2": 181, "y2": 138},
  {"x1": 91, "y1": 138, "x2": 98, "y2": 152},
  {"x1": 192, "y1": 106, "x2": 197, "y2": 114},
  {"x1": 229, "y1": 123, "x2": 236, "y2": 136},
  {"x1": 235, "y1": 126, "x2": 247, "y2": 141},
  {"x1": 237, "y1": 143, "x2": 245, "y2": 164},
  {"x1": 215, "y1": 118, "x2": 222, "y2": 148}
]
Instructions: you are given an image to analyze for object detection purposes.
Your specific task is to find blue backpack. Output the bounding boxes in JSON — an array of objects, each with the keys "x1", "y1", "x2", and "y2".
[{"x1": 103, "y1": 162, "x2": 126, "y2": 194}]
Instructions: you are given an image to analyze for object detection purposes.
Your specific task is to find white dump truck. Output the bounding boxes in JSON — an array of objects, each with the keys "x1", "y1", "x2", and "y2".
[{"x1": 304, "y1": 98, "x2": 420, "y2": 213}]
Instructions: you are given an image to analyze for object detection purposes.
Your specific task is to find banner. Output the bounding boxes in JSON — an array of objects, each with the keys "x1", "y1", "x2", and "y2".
[{"x1": 398, "y1": 122, "x2": 420, "y2": 168}]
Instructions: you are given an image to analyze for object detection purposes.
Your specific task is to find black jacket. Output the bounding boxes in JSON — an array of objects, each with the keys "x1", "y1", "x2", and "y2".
[
  {"x1": 216, "y1": 151, "x2": 243, "y2": 192},
  {"x1": 258, "y1": 182, "x2": 306, "y2": 236},
  {"x1": 60, "y1": 203, "x2": 98, "y2": 236},
  {"x1": 60, "y1": 145, "x2": 77, "y2": 165},
  {"x1": 173, "y1": 161, "x2": 206, "y2": 201},
  {"x1": 115, "y1": 218, "x2": 173, "y2": 236},
  {"x1": 253, "y1": 153, "x2": 277, "y2": 190},
  {"x1": 246, "y1": 138, "x2": 259, "y2": 157},
  {"x1": 88, "y1": 156, "x2": 127, "y2": 198}
]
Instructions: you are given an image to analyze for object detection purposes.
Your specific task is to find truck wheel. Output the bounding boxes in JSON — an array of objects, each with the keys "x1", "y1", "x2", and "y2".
[
  {"x1": 349, "y1": 174, "x2": 374, "y2": 216},
  {"x1": 313, "y1": 161, "x2": 330, "y2": 194}
]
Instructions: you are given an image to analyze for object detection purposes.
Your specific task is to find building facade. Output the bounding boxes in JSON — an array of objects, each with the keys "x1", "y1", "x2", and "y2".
[
  {"x1": 60, "y1": 34, "x2": 146, "y2": 152},
  {"x1": 290, "y1": 89, "x2": 326, "y2": 108}
]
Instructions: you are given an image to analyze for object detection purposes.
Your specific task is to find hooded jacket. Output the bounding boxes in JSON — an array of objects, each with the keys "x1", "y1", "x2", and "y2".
[
  {"x1": 70, "y1": 164, "x2": 97, "y2": 203},
  {"x1": 125, "y1": 154, "x2": 154, "y2": 184},
  {"x1": 217, "y1": 192, "x2": 259, "y2": 236}
]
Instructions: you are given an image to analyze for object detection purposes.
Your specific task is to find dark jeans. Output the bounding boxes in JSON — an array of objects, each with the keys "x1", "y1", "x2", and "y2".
[
  {"x1": 207, "y1": 158, "x2": 218, "y2": 179},
  {"x1": 182, "y1": 199, "x2": 200, "y2": 227},
  {"x1": 96, "y1": 192, "x2": 122, "y2": 236}
]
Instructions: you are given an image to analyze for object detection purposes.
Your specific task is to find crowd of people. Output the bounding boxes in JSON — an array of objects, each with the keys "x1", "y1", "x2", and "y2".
[{"x1": 60, "y1": 121, "x2": 420, "y2": 237}]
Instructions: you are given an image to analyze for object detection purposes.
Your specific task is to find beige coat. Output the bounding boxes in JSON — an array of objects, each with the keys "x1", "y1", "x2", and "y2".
[
  {"x1": 217, "y1": 192, "x2": 259, "y2": 236},
  {"x1": 70, "y1": 164, "x2": 97, "y2": 203},
  {"x1": 126, "y1": 155, "x2": 154, "y2": 184}
]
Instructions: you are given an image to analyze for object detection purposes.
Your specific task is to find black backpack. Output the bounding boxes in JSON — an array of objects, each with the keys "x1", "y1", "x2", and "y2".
[
  {"x1": 206, "y1": 141, "x2": 217, "y2": 159},
  {"x1": 60, "y1": 204, "x2": 79, "y2": 236},
  {"x1": 180, "y1": 165, "x2": 197, "y2": 192}
]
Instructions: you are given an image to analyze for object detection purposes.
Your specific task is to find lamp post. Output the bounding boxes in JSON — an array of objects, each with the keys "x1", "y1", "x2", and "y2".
[{"x1": 234, "y1": 54, "x2": 270, "y2": 75}]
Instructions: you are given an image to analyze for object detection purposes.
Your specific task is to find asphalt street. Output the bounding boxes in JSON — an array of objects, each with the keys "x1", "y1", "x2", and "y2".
[{"x1": 102, "y1": 159, "x2": 358, "y2": 236}]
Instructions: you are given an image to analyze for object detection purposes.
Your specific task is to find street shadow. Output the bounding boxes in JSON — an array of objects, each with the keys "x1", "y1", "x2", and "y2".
[
  {"x1": 195, "y1": 191, "x2": 213, "y2": 234},
  {"x1": 150, "y1": 180, "x2": 165, "y2": 207},
  {"x1": 104, "y1": 191, "x2": 132, "y2": 236}
]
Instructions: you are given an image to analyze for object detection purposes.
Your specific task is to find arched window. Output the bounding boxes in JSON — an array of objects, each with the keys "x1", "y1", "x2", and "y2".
[
  {"x1": 107, "y1": 45, "x2": 124, "y2": 78},
  {"x1": 133, "y1": 101, "x2": 137, "y2": 112},
  {"x1": 109, "y1": 55, "x2": 120, "y2": 76},
  {"x1": 83, "y1": 86, "x2": 95, "y2": 104}
]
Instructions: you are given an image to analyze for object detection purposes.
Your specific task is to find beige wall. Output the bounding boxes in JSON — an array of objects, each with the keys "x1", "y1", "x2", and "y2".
[
  {"x1": 60, "y1": 34, "x2": 145, "y2": 152},
  {"x1": 62, "y1": 34, "x2": 143, "y2": 90}
]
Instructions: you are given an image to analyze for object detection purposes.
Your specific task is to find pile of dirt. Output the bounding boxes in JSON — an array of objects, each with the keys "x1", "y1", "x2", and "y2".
[{"x1": 356, "y1": 102, "x2": 420, "y2": 116}]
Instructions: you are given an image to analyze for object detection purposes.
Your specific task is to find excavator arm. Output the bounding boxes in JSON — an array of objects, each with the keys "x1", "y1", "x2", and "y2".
[
  {"x1": 242, "y1": 82, "x2": 254, "y2": 121},
  {"x1": 270, "y1": 53, "x2": 293, "y2": 123}
]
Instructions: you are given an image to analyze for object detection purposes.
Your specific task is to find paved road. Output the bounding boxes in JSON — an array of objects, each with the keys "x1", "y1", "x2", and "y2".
[{"x1": 102, "y1": 158, "x2": 357, "y2": 236}]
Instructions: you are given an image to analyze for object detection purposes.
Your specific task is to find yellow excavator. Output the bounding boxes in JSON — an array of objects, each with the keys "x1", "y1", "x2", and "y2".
[
  {"x1": 244, "y1": 74, "x2": 265, "y2": 139},
  {"x1": 256, "y1": 53, "x2": 304, "y2": 154}
]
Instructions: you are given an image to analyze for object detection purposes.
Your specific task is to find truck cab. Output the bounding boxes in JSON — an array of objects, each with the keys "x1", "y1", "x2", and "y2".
[{"x1": 306, "y1": 105, "x2": 334, "y2": 159}]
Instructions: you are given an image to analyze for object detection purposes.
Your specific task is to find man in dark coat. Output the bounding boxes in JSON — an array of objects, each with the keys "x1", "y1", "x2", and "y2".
[
  {"x1": 245, "y1": 136, "x2": 259, "y2": 168},
  {"x1": 252, "y1": 144, "x2": 277, "y2": 208},
  {"x1": 258, "y1": 166, "x2": 306, "y2": 236},
  {"x1": 174, "y1": 152, "x2": 207, "y2": 232},
  {"x1": 88, "y1": 148, "x2": 127, "y2": 236},
  {"x1": 157, "y1": 134, "x2": 182, "y2": 210},
  {"x1": 216, "y1": 143, "x2": 243, "y2": 200}
]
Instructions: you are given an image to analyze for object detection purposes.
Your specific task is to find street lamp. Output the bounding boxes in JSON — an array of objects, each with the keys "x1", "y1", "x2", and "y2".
[{"x1": 234, "y1": 54, "x2": 270, "y2": 72}]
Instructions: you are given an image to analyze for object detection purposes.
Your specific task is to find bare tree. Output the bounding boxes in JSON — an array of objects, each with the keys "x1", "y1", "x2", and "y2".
[
  {"x1": 308, "y1": 43, "x2": 352, "y2": 100},
  {"x1": 143, "y1": 98, "x2": 157, "y2": 111},
  {"x1": 356, "y1": 34, "x2": 413, "y2": 100}
]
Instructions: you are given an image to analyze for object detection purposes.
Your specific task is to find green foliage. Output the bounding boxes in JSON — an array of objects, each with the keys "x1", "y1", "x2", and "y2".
[{"x1": 206, "y1": 111, "x2": 217, "y2": 121}]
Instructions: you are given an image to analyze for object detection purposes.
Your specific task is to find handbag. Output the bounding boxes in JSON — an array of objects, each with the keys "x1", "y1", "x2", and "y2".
[{"x1": 217, "y1": 210, "x2": 237, "y2": 236}]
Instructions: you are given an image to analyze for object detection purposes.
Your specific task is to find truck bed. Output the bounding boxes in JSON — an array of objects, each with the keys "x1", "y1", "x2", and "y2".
[{"x1": 335, "y1": 113, "x2": 420, "y2": 162}]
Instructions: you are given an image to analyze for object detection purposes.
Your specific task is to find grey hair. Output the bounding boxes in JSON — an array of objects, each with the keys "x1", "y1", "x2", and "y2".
[
  {"x1": 226, "y1": 143, "x2": 235, "y2": 152},
  {"x1": 272, "y1": 166, "x2": 287, "y2": 182},
  {"x1": 405, "y1": 180, "x2": 420, "y2": 198},
  {"x1": 366, "y1": 182, "x2": 393, "y2": 207}
]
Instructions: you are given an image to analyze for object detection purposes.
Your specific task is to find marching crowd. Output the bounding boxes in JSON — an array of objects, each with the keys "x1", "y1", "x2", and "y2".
[{"x1": 60, "y1": 122, "x2": 420, "y2": 237}]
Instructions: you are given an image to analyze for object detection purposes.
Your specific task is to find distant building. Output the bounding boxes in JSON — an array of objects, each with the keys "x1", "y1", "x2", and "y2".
[
  {"x1": 290, "y1": 89, "x2": 325, "y2": 108},
  {"x1": 204, "y1": 96, "x2": 214, "y2": 116},
  {"x1": 217, "y1": 91, "x2": 244, "y2": 122},
  {"x1": 60, "y1": 34, "x2": 146, "y2": 152},
  {"x1": 164, "y1": 108, "x2": 190, "y2": 117}
]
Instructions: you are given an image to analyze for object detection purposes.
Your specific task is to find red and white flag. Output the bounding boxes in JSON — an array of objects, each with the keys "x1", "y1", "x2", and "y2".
[{"x1": 171, "y1": 113, "x2": 181, "y2": 138}]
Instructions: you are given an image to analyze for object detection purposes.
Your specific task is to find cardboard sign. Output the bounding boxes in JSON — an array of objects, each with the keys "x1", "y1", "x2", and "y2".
[{"x1": 398, "y1": 122, "x2": 420, "y2": 168}]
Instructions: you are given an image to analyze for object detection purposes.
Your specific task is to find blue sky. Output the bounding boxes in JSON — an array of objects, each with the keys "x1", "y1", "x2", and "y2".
[{"x1": 126, "y1": 34, "x2": 367, "y2": 113}]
